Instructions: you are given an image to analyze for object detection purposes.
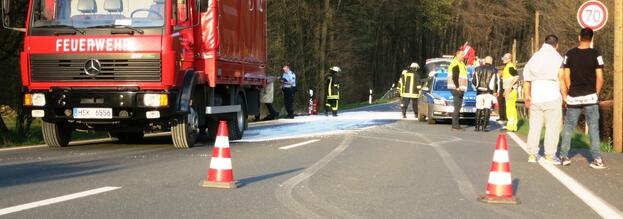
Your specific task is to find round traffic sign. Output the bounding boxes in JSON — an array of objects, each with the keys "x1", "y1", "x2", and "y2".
[{"x1": 577, "y1": 1, "x2": 609, "y2": 31}]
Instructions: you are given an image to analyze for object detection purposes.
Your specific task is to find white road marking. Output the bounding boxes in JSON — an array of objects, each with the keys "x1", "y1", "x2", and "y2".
[
  {"x1": 508, "y1": 132, "x2": 623, "y2": 219},
  {"x1": 279, "y1": 139, "x2": 321, "y2": 150},
  {"x1": 0, "y1": 186, "x2": 121, "y2": 216}
]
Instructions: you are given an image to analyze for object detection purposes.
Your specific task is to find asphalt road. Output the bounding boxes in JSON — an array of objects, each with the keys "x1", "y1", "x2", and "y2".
[{"x1": 0, "y1": 102, "x2": 615, "y2": 218}]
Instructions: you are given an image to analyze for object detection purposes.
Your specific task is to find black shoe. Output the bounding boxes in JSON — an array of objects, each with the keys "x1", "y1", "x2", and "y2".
[{"x1": 402, "y1": 115, "x2": 407, "y2": 119}]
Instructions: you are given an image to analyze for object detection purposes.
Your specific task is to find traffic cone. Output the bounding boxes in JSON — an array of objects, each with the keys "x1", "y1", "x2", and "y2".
[
  {"x1": 201, "y1": 121, "x2": 239, "y2": 189},
  {"x1": 478, "y1": 133, "x2": 520, "y2": 204}
]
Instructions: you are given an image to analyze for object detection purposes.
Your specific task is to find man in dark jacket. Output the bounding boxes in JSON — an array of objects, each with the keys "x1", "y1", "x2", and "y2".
[
  {"x1": 325, "y1": 66, "x2": 341, "y2": 116},
  {"x1": 472, "y1": 56, "x2": 500, "y2": 132}
]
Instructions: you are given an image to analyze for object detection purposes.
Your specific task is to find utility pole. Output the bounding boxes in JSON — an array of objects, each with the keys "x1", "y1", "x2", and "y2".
[
  {"x1": 534, "y1": 11, "x2": 540, "y2": 49},
  {"x1": 614, "y1": 0, "x2": 622, "y2": 152}
]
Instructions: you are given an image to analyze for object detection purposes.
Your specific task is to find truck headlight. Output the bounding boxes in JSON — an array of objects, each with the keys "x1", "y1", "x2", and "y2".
[
  {"x1": 32, "y1": 93, "x2": 46, "y2": 106},
  {"x1": 143, "y1": 94, "x2": 168, "y2": 107}
]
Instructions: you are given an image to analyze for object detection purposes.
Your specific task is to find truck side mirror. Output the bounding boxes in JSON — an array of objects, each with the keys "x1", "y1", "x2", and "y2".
[{"x1": 1, "y1": 0, "x2": 25, "y2": 32}]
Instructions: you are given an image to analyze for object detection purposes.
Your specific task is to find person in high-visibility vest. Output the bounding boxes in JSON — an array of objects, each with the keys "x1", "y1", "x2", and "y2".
[
  {"x1": 448, "y1": 49, "x2": 468, "y2": 131},
  {"x1": 501, "y1": 53, "x2": 520, "y2": 132},
  {"x1": 399, "y1": 62, "x2": 421, "y2": 118},
  {"x1": 325, "y1": 66, "x2": 341, "y2": 116}
]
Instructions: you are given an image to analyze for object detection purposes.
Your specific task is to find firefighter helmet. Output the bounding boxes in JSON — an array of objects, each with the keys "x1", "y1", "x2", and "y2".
[{"x1": 409, "y1": 62, "x2": 420, "y2": 70}]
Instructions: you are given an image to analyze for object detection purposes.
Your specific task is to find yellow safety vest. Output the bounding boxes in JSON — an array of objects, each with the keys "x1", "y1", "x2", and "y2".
[
  {"x1": 448, "y1": 58, "x2": 468, "y2": 90},
  {"x1": 327, "y1": 76, "x2": 339, "y2": 100},
  {"x1": 400, "y1": 71, "x2": 419, "y2": 98},
  {"x1": 502, "y1": 63, "x2": 518, "y2": 90}
]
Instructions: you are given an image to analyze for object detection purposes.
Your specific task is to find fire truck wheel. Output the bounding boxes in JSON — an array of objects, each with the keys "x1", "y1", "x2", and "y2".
[
  {"x1": 109, "y1": 132, "x2": 144, "y2": 144},
  {"x1": 42, "y1": 121, "x2": 72, "y2": 148},
  {"x1": 172, "y1": 107, "x2": 199, "y2": 149},
  {"x1": 228, "y1": 95, "x2": 247, "y2": 140}
]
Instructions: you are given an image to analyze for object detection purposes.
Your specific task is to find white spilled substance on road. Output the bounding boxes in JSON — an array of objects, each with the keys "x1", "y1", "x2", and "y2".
[
  {"x1": 238, "y1": 111, "x2": 402, "y2": 142},
  {"x1": 0, "y1": 186, "x2": 121, "y2": 216}
]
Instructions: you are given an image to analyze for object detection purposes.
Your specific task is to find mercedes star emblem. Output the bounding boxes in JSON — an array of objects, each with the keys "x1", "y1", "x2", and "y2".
[{"x1": 84, "y1": 58, "x2": 102, "y2": 76}]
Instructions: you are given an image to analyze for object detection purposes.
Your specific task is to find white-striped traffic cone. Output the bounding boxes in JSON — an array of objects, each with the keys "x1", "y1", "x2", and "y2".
[
  {"x1": 201, "y1": 121, "x2": 239, "y2": 189},
  {"x1": 478, "y1": 133, "x2": 520, "y2": 204}
]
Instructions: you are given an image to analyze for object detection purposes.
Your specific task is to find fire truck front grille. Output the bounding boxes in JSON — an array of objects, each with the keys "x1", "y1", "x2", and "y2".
[{"x1": 30, "y1": 54, "x2": 161, "y2": 82}]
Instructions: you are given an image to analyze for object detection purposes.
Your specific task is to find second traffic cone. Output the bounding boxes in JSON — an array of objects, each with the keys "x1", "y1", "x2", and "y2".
[
  {"x1": 478, "y1": 133, "x2": 520, "y2": 204},
  {"x1": 201, "y1": 121, "x2": 239, "y2": 189}
]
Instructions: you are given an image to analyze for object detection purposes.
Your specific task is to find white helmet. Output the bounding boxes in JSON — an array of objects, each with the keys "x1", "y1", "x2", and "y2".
[
  {"x1": 330, "y1": 66, "x2": 341, "y2": 72},
  {"x1": 409, "y1": 62, "x2": 420, "y2": 69}
]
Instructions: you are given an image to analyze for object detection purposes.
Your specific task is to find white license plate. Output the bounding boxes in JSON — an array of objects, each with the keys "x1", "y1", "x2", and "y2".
[
  {"x1": 73, "y1": 108, "x2": 113, "y2": 119},
  {"x1": 462, "y1": 108, "x2": 476, "y2": 113}
]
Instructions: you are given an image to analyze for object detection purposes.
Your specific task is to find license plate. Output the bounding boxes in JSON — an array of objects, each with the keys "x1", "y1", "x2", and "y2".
[
  {"x1": 73, "y1": 108, "x2": 113, "y2": 119},
  {"x1": 462, "y1": 108, "x2": 476, "y2": 113}
]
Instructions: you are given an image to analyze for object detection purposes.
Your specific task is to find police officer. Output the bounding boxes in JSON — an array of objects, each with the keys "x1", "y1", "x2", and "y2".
[
  {"x1": 472, "y1": 56, "x2": 500, "y2": 132},
  {"x1": 325, "y1": 66, "x2": 341, "y2": 116},
  {"x1": 398, "y1": 63, "x2": 421, "y2": 118},
  {"x1": 501, "y1": 53, "x2": 520, "y2": 132},
  {"x1": 448, "y1": 50, "x2": 468, "y2": 131}
]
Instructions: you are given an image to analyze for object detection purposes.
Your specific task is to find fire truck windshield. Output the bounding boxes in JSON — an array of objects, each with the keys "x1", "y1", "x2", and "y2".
[{"x1": 31, "y1": 0, "x2": 165, "y2": 29}]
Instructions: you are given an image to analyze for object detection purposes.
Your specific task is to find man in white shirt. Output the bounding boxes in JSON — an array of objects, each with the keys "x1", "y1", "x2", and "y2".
[{"x1": 522, "y1": 35, "x2": 567, "y2": 164}]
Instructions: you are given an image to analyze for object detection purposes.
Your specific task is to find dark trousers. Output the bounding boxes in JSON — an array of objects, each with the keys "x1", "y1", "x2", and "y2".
[
  {"x1": 451, "y1": 90, "x2": 464, "y2": 129},
  {"x1": 401, "y1": 97, "x2": 418, "y2": 117},
  {"x1": 498, "y1": 90, "x2": 507, "y2": 121},
  {"x1": 325, "y1": 99, "x2": 339, "y2": 116},
  {"x1": 475, "y1": 109, "x2": 492, "y2": 131},
  {"x1": 283, "y1": 87, "x2": 295, "y2": 118}
]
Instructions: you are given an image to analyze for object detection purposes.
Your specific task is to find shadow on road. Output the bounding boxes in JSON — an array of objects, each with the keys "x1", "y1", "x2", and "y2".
[
  {"x1": 237, "y1": 168, "x2": 304, "y2": 188},
  {"x1": 0, "y1": 160, "x2": 121, "y2": 188},
  {"x1": 513, "y1": 178, "x2": 520, "y2": 196}
]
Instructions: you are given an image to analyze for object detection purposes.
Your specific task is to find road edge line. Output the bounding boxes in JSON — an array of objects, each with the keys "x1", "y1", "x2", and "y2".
[
  {"x1": 507, "y1": 132, "x2": 623, "y2": 219},
  {"x1": 279, "y1": 139, "x2": 321, "y2": 150},
  {"x1": 0, "y1": 186, "x2": 121, "y2": 216}
]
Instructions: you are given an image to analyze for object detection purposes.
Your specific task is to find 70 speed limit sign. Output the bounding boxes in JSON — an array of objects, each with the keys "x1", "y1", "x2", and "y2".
[{"x1": 577, "y1": 1, "x2": 609, "y2": 31}]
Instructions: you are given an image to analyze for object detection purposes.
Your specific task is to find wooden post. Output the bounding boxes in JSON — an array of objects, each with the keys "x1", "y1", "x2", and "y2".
[
  {"x1": 531, "y1": 37, "x2": 535, "y2": 54},
  {"x1": 535, "y1": 11, "x2": 540, "y2": 50},
  {"x1": 614, "y1": 0, "x2": 623, "y2": 153},
  {"x1": 512, "y1": 39, "x2": 517, "y2": 64}
]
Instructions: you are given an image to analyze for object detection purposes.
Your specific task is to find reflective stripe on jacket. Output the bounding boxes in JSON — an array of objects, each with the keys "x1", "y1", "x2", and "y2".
[
  {"x1": 400, "y1": 71, "x2": 420, "y2": 98},
  {"x1": 327, "y1": 75, "x2": 340, "y2": 99}
]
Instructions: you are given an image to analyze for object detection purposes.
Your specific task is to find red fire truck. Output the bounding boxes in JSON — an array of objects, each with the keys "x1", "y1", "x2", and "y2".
[{"x1": 1, "y1": 0, "x2": 268, "y2": 148}]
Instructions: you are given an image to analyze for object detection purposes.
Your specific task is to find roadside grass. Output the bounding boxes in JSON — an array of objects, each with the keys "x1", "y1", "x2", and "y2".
[
  {"x1": 1, "y1": 117, "x2": 108, "y2": 147},
  {"x1": 516, "y1": 118, "x2": 613, "y2": 152}
]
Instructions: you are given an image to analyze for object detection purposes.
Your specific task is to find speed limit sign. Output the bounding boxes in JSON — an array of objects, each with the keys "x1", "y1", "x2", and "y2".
[{"x1": 577, "y1": 1, "x2": 609, "y2": 31}]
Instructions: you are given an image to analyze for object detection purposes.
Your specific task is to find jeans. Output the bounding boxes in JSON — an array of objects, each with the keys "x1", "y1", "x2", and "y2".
[
  {"x1": 527, "y1": 99, "x2": 562, "y2": 156},
  {"x1": 451, "y1": 90, "x2": 464, "y2": 129},
  {"x1": 560, "y1": 104, "x2": 601, "y2": 159}
]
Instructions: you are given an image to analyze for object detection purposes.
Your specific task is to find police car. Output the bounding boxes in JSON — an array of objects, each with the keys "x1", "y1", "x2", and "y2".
[{"x1": 417, "y1": 67, "x2": 477, "y2": 124}]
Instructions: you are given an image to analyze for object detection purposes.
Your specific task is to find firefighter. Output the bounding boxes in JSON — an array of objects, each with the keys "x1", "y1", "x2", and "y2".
[
  {"x1": 325, "y1": 66, "x2": 341, "y2": 116},
  {"x1": 501, "y1": 53, "x2": 520, "y2": 132},
  {"x1": 472, "y1": 56, "x2": 500, "y2": 132},
  {"x1": 399, "y1": 62, "x2": 421, "y2": 118}
]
